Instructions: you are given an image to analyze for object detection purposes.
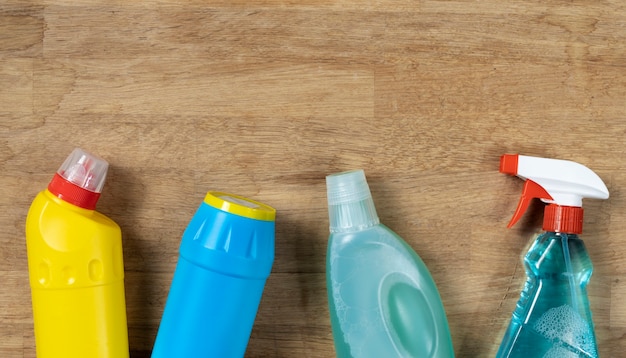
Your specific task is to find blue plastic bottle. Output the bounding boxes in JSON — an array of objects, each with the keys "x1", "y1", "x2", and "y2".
[
  {"x1": 325, "y1": 170, "x2": 454, "y2": 358},
  {"x1": 498, "y1": 232, "x2": 597, "y2": 357},
  {"x1": 497, "y1": 154, "x2": 609, "y2": 358},
  {"x1": 151, "y1": 192, "x2": 276, "y2": 358}
]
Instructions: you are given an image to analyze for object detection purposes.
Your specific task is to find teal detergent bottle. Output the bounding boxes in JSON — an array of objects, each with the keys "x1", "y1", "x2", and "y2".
[
  {"x1": 325, "y1": 170, "x2": 454, "y2": 358},
  {"x1": 497, "y1": 154, "x2": 609, "y2": 358}
]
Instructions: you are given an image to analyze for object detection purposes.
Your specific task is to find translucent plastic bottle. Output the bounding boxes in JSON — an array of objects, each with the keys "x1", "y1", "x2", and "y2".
[
  {"x1": 25, "y1": 148, "x2": 129, "y2": 358},
  {"x1": 325, "y1": 170, "x2": 454, "y2": 358},
  {"x1": 497, "y1": 154, "x2": 609, "y2": 358},
  {"x1": 497, "y1": 232, "x2": 597, "y2": 358},
  {"x1": 151, "y1": 192, "x2": 276, "y2": 358}
]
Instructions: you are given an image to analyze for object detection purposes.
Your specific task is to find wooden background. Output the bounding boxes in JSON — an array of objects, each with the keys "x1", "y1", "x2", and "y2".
[{"x1": 2, "y1": 1, "x2": 625, "y2": 357}]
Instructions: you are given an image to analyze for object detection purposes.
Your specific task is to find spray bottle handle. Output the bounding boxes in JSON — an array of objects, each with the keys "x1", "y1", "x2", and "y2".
[{"x1": 508, "y1": 180, "x2": 553, "y2": 228}]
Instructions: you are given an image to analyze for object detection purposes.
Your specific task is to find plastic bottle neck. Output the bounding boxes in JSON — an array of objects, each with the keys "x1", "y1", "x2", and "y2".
[
  {"x1": 543, "y1": 204, "x2": 583, "y2": 235},
  {"x1": 329, "y1": 197, "x2": 380, "y2": 233},
  {"x1": 48, "y1": 173, "x2": 100, "y2": 210}
]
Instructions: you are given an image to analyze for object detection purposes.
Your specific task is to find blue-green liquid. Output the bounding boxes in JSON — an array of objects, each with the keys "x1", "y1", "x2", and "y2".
[
  {"x1": 326, "y1": 225, "x2": 454, "y2": 358},
  {"x1": 497, "y1": 232, "x2": 598, "y2": 358}
]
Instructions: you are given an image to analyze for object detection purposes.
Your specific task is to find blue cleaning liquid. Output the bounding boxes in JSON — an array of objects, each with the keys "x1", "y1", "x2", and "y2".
[
  {"x1": 327, "y1": 225, "x2": 454, "y2": 358},
  {"x1": 325, "y1": 169, "x2": 454, "y2": 358},
  {"x1": 497, "y1": 232, "x2": 598, "y2": 358}
]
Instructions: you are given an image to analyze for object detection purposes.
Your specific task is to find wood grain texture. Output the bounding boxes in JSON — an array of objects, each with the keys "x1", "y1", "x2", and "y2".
[{"x1": 1, "y1": 1, "x2": 625, "y2": 357}]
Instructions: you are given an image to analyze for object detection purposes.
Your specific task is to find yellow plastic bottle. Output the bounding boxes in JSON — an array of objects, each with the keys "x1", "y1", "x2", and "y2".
[{"x1": 25, "y1": 148, "x2": 129, "y2": 358}]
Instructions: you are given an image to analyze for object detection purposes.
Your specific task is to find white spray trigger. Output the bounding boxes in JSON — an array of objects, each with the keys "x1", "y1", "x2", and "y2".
[{"x1": 500, "y1": 154, "x2": 608, "y2": 229}]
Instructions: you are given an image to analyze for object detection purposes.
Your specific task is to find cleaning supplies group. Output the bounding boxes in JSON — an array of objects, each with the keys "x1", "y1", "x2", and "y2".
[
  {"x1": 25, "y1": 149, "x2": 608, "y2": 358},
  {"x1": 26, "y1": 148, "x2": 276, "y2": 358}
]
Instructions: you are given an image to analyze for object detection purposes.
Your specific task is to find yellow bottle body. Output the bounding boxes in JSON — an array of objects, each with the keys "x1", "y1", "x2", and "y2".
[{"x1": 25, "y1": 189, "x2": 129, "y2": 358}]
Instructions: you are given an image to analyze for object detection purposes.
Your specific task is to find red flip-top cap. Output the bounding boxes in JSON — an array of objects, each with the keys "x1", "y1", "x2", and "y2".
[
  {"x1": 48, "y1": 173, "x2": 101, "y2": 209},
  {"x1": 47, "y1": 148, "x2": 108, "y2": 210}
]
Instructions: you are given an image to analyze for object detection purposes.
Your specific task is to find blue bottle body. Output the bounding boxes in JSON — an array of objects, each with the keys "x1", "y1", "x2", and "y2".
[
  {"x1": 152, "y1": 194, "x2": 275, "y2": 358},
  {"x1": 497, "y1": 232, "x2": 597, "y2": 358}
]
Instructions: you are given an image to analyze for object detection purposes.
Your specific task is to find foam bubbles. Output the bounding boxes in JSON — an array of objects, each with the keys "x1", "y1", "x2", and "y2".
[
  {"x1": 534, "y1": 304, "x2": 597, "y2": 357},
  {"x1": 543, "y1": 346, "x2": 579, "y2": 358}
]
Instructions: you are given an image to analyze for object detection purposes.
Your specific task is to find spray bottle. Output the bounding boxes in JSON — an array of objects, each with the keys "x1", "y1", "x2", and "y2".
[
  {"x1": 497, "y1": 154, "x2": 609, "y2": 358},
  {"x1": 151, "y1": 192, "x2": 276, "y2": 358},
  {"x1": 325, "y1": 170, "x2": 455, "y2": 358},
  {"x1": 25, "y1": 148, "x2": 129, "y2": 357}
]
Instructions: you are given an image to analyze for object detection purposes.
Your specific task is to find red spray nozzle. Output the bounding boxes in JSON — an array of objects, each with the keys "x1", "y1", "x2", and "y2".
[
  {"x1": 499, "y1": 154, "x2": 519, "y2": 176},
  {"x1": 500, "y1": 154, "x2": 555, "y2": 228}
]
